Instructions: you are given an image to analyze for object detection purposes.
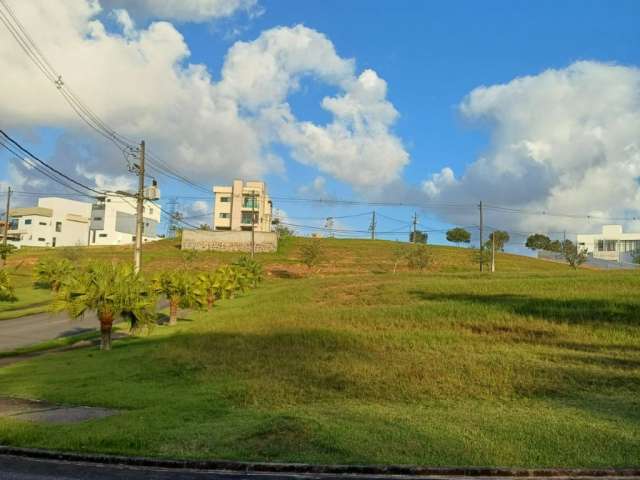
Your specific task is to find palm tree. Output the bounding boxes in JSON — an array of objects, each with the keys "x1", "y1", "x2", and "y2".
[
  {"x1": 53, "y1": 262, "x2": 156, "y2": 351},
  {"x1": 34, "y1": 258, "x2": 75, "y2": 292},
  {"x1": 234, "y1": 256, "x2": 263, "y2": 288},
  {"x1": 196, "y1": 271, "x2": 223, "y2": 310},
  {"x1": 154, "y1": 270, "x2": 199, "y2": 325},
  {"x1": 0, "y1": 269, "x2": 17, "y2": 302},
  {"x1": 215, "y1": 265, "x2": 248, "y2": 299}
]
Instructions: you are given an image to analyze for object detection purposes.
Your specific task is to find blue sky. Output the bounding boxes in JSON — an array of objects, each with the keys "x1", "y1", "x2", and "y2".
[{"x1": 1, "y1": 0, "x2": 639, "y2": 250}]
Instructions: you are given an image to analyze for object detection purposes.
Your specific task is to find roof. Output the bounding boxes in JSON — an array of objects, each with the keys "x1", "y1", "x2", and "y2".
[{"x1": 9, "y1": 207, "x2": 53, "y2": 218}]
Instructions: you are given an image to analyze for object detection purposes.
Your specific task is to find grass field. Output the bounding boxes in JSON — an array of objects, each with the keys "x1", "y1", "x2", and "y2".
[{"x1": 0, "y1": 237, "x2": 638, "y2": 467}]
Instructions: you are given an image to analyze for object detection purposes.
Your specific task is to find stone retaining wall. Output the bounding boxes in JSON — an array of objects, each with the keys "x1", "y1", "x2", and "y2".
[{"x1": 181, "y1": 229, "x2": 277, "y2": 253}]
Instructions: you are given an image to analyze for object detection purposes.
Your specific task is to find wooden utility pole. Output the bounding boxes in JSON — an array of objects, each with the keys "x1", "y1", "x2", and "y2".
[
  {"x1": 491, "y1": 231, "x2": 495, "y2": 273},
  {"x1": 370, "y1": 210, "x2": 376, "y2": 240},
  {"x1": 412, "y1": 212, "x2": 417, "y2": 243},
  {"x1": 3, "y1": 186, "x2": 11, "y2": 267},
  {"x1": 251, "y1": 189, "x2": 256, "y2": 259},
  {"x1": 479, "y1": 201, "x2": 484, "y2": 272},
  {"x1": 134, "y1": 140, "x2": 145, "y2": 274}
]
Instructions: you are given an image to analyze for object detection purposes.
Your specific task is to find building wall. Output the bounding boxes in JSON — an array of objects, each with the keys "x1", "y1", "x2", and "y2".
[
  {"x1": 577, "y1": 225, "x2": 640, "y2": 262},
  {"x1": 89, "y1": 194, "x2": 161, "y2": 245},
  {"x1": 181, "y1": 229, "x2": 277, "y2": 252},
  {"x1": 39, "y1": 197, "x2": 92, "y2": 247},
  {"x1": 213, "y1": 180, "x2": 272, "y2": 232},
  {"x1": 10, "y1": 214, "x2": 53, "y2": 247}
]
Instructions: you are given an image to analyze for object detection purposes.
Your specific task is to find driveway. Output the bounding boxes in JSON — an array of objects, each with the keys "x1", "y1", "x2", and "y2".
[{"x1": 0, "y1": 311, "x2": 98, "y2": 353}]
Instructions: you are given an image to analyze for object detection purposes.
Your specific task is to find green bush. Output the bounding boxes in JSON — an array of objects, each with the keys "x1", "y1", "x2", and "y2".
[{"x1": 0, "y1": 269, "x2": 17, "y2": 302}]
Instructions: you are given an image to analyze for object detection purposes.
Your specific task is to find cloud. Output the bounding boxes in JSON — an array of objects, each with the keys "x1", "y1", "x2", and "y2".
[
  {"x1": 101, "y1": 0, "x2": 259, "y2": 22},
  {"x1": 422, "y1": 61, "x2": 640, "y2": 234},
  {"x1": 0, "y1": 2, "x2": 407, "y2": 195},
  {"x1": 297, "y1": 176, "x2": 328, "y2": 197}
]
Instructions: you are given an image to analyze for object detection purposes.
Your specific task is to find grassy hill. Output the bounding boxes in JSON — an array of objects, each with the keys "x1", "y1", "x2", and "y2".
[{"x1": 0, "y1": 237, "x2": 638, "y2": 466}]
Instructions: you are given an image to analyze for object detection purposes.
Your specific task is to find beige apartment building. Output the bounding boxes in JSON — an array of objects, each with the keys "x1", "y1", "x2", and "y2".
[{"x1": 213, "y1": 180, "x2": 272, "y2": 232}]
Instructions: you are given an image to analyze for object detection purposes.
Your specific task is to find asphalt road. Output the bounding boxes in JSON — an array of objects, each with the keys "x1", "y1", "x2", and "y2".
[
  {"x1": 1, "y1": 456, "x2": 635, "y2": 480},
  {"x1": 0, "y1": 311, "x2": 97, "y2": 352},
  {"x1": 0, "y1": 455, "x2": 424, "y2": 480}
]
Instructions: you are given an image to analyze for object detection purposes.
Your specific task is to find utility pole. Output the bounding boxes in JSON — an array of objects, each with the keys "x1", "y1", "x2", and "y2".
[
  {"x1": 134, "y1": 140, "x2": 145, "y2": 274},
  {"x1": 479, "y1": 201, "x2": 484, "y2": 272},
  {"x1": 412, "y1": 212, "x2": 417, "y2": 243},
  {"x1": 370, "y1": 210, "x2": 376, "y2": 240},
  {"x1": 491, "y1": 231, "x2": 496, "y2": 273},
  {"x1": 3, "y1": 186, "x2": 11, "y2": 267},
  {"x1": 251, "y1": 189, "x2": 256, "y2": 259}
]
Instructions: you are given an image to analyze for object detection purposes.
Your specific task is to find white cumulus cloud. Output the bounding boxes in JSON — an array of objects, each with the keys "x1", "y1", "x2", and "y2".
[
  {"x1": 102, "y1": 0, "x2": 259, "y2": 22},
  {"x1": 0, "y1": 1, "x2": 407, "y2": 195},
  {"x1": 422, "y1": 61, "x2": 640, "y2": 234}
]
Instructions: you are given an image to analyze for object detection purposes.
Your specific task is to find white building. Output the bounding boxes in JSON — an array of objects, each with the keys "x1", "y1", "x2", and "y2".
[
  {"x1": 9, "y1": 197, "x2": 92, "y2": 247},
  {"x1": 6, "y1": 192, "x2": 162, "y2": 248},
  {"x1": 213, "y1": 180, "x2": 272, "y2": 232},
  {"x1": 577, "y1": 225, "x2": 640, "y2": 262},
  {"x1": 89, "y1": 193, "x2": 161, "y2": 245}
]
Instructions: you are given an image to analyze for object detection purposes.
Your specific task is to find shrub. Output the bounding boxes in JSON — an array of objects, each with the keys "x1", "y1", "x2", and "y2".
[
  {"x1": 34, "y1": 258, "x2": 75, "y2": 291},
  {"x1": 300, "y1": 240, "x2": 324, "y2": 270},
  {"x1": 234, "y1": 255, "x2": 263, "y2": 288},
  {"x1": 0, "y1": 269, "x2": 17, "y2": 302},
  {"x1": 407, "y1": 244, "x2": 431, "y2": 271}
]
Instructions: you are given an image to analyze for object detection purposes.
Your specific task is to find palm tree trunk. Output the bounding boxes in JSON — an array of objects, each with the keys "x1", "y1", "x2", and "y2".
[
  {"x1": 99, "y1": 312, "x2": 114, "y2": 351},
  {"x1": 169, "y1": 299, "x2": 178, "y2": 325},
  {"x1": 207, "y1": 293, "x2": 214, "y2": 310}
]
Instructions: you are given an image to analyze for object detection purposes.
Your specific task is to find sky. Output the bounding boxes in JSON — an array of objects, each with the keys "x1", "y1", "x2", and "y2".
[{"x1": 0, "y1": 0, "x2": 639, "y2": 252}]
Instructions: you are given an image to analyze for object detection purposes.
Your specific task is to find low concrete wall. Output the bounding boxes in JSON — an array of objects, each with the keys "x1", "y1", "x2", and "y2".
[{"x1": 181, "y1": 229, "x2": 277, "y2": 253}]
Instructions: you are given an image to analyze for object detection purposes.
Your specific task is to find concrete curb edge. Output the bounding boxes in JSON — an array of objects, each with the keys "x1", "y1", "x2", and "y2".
[{"x1": 1, "y1": 446, "x2": 639, "y2": 477}]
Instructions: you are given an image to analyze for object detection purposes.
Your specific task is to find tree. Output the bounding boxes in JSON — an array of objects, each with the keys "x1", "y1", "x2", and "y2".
[
  {"x1": 198, "y1": 224, "x2": 212, "y2": 231},
  {"x1": 234, "y1": 255, "x2": 263, "y2": 288},
  {"x1": 0, "y1": 269, "x2": 17, "y2": 302},
  {"x1": 446, "y1": 228, "x2": 471, "y2": 246},
  {"x1": 300, "y1": 239, "x2": 323, "y2": 270},
  {"x1": 409, "y1": 230, "x2": 428, "y2": 244},
  {"x1": 633, "y1": 251, "x2": 640, "y2": 265},
  {"x1": 562, "y1": 240, "x2": 587, "y2": 269},
  {"x1": 215, "y1": 265, "x2": 248, "y2": 299},
  {"x1": 33, "y1": 258, "x2": 75, "y2": 292},
  {"x1": 196, "y1": 271, "x2": 224, "y2": 310},
  {"x1": 0, "y1": 243, "x2": 16, "y2": 264},
  {"x1": 406, "y1": 244, "x2": 431, "y2": 271},
  {"x1": 548, "y1": 240, "x2": 563, "y2": 253},
  {"x1": 54, "y1": 263, "x2": 155, "y2": 351},
  {"x1": 154, "y1": 271, "x2": 199, "y2": 326},
  {"x1": 525, "y1": 233, "x2": 552, "y2": 251},
  {"x1": 487, "y1": 230, "x2": 510, "y2": 252}
]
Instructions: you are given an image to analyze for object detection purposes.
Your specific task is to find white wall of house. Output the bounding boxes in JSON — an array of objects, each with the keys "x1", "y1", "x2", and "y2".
[
  {"x1": 89, "y1": 194, "x2": 161, "y2": 246},
  {"x1": 39, "y1": 197, "x2": 92, "y2": 247},
  {"x1": 577, "y1": 225, "x2": 640, "y2": 262},
  {"x1": 10, "y1": 212, "x2": 54, "y2": 247}
]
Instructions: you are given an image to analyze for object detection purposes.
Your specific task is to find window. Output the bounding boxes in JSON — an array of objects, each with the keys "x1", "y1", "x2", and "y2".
[
  {"x1": 39, "y1": 221, "x2": 48, "y2": 226},
  {"x1": 93, "y1": 217, "x2": 102, "y2": 221},
  {"x1": 99, "y1": 233, "x2": 108, "y2": 238},
  {"x1": 55, "y1": 221, "x2": 62, "y2": 232},
  {"x1": 243, "y1": 195, "x2": 258, "y2": 209},
  {"x1": 37, "y1": 237, "x2": 45, "y2": 242},
  {"x1": 597, "y1": 239, "x2": 617, "y2": 252},
  {"x1": 241, "y1": 211, "x2": 258, "y2": 224},
  {"x1": 219, "y1": 212, "x2": 230, "y2": 219},
  {"x1": 219, "y1": 196, "x2": 230, "y2": 203},
  {"x1": 149, "y1": 207, "x2": 154, "y2": 214},
  {"x1": 24, "y1": 219, "x2": 32, "y2": 225}
]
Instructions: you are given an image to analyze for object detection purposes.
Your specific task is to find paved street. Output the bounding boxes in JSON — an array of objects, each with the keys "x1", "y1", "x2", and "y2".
[{"x1": 0, "y1": 311, "x2": 97, "y2": 352}]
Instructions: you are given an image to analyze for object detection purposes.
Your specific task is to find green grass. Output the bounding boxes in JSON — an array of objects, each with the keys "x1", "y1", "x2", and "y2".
[
  {"x1": 0, "y1": 286, "x2": 52, "y2": 321},
  {"x1": 0, "y1": 238, "x2": 638, "y2": 467}
]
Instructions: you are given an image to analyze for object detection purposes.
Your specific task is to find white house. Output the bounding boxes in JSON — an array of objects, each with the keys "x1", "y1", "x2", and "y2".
[
  {"x1": 6, "y1": 192, "x2": 162, "y2": 248},
  {"x1": 88, "y1": 193, "x2": 161, "y2": 245},
  {"x1": 577, "y1": 225, "x2": 640, "y2": 262},
  {"x1": 9, "y1": 197, "x2": 92, "y2": 247}
]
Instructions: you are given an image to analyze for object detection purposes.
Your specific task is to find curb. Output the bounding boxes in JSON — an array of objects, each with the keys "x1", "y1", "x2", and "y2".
[{"x1": 1, "y1": 446, "x2": 640, "y2": 477}]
